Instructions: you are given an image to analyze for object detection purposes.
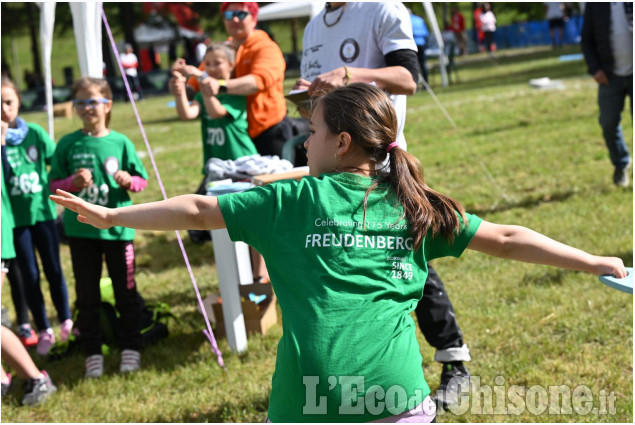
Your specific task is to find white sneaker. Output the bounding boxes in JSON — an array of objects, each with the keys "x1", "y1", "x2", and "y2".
[
  {"x1": 120, "y1": 349, "x2": 141, "y2": 374},
  {"x1": 85, "y1": 354, "x2": 104, "y2": 378}
]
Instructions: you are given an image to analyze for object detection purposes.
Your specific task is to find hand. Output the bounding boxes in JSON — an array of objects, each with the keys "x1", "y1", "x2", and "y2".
[
  {"x1": 593, "y1": 70, "x2": 609, "y2": 85},
  {"x1": 0, "y1": 120, "x2": 7, "y2": 145},
  {"x1": 200, "y1": 77, "x2": 219, "y2": 97},
  {"x1": 293, "y1": 78, "x2": 311, "y2": 92},
  {"x1": 182, "y1": 65, "x2": 204, "y2": 79},
  {"x1": 592, "y1": 256, "x2": 627, "y2": 278},
  {"x1": 169, "y1": 74, "x2": 186, "y2": 96},
  {"x1": 50, "y1": 189, "x2": 113, "y2": 229},
  {"x1": 114, "y1": 170, "x2": 132, "y2": 189},
  {"x1": 308, "y1": 67, "x2": 348, "y2": 95},
  {"x1": 73, "y1": 168, "x2": 93, "y2": 189},
  {"x1": 171, "y1": 58, "x2": 188, "y2": 76}
]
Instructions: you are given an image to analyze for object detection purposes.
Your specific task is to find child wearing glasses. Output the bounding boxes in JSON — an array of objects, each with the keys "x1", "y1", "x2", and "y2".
[
  {"x1": 1, "y1": 77, "x2": 72, "y2": 355},
  {"x1": 51, "y1": 83, "x2": 626, "y2": 422},
  {"x1": 49, "y1": 77, "x2": 149, "y2": 378}
]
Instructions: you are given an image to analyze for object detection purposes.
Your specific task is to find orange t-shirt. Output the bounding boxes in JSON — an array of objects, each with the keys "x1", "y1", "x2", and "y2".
[{"x1": 187, "y1": 30, "x2": 287, "y2": 139}]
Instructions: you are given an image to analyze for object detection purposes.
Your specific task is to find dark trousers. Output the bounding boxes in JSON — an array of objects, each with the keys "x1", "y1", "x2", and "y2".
[
  {"x1": 599, "y1": 74, "x2": 632, "y2": 169},
  {"x1": 69, "y1": 237, "x2": 142, "y2": 356},
  {"x1": 484, "y1": 31, "x2": 495, "y2": 52},
  {"x1": 13, "y1": 220, "x2": 71, "y2": 331},
  {"x1": 124, "y1": 74, "x2": 144, "y2": 100},
  {"x1": 252, "y1": 116, "x2": 294, "y2": 158},
  {"x1": 7, "y1": 260, "x2": 30, "y2": 327},
  {"x1": 416, "y1": 44, "x2": 428, "y2": 83},
  {"x1": 415, "y1": 264, "x2": 464, "y2": 351}
]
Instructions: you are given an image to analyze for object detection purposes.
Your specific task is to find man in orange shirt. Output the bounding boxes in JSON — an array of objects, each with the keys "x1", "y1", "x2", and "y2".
[{"x1": 182, "y1": 2, "x2": 292, "y2": 157}]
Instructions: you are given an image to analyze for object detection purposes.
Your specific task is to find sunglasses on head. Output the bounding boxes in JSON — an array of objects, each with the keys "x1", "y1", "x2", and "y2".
[
  {"x1": 73, "y1": 98, "x2": 109, "y2": 108},
  {"x1": 223, "y1": 10, "x2": 250, "y2": 20}
]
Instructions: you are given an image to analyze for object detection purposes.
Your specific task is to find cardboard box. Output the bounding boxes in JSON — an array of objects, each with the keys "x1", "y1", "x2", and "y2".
[
  {"x1": 205, "y1": 282, "x2": 277, "y2": 337},
  {"x1": 53, "y1": 101, "x2": 74, "y2": 118}
]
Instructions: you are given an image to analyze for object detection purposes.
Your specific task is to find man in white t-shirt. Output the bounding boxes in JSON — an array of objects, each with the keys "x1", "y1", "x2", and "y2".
[
  {"x1": 120, "y1": 44, "x2": 144, "y2": 100},
  {"x1": 294, "y1": 2, "x2": 418, "y2": 149},
  {"x1": 294, "y1": 2, "x2": 473, "y2": 409}
]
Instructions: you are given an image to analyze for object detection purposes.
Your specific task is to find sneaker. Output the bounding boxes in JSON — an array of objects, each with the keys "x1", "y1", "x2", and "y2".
[
  {"x1": 85, "y1": 354, "x2": 104, "y2": 378},
  {"x1": 435, "y1": 362, "x2": 471, "y2": 409},
  {"x1": 613, "y1": 159, "x2": 631, "y2": 187},
  {"x1": 36, "y1": 329, "x2": 55, "y2": 356},
  {"x1": 1, "y1": 373, "x2": 11, "y2": 397},
  {"x1": 119, "y1": 349, "x2": 141, "y2": 374},
  {"x1": 59, "y1": 319, "x2": 74, "y2": 342},
  {"x1": 21, "y1": 371, "x2": 57, "y2": 406},
  {"x1": 18, "y1": 327, "x2": 39, "y2": 348}
]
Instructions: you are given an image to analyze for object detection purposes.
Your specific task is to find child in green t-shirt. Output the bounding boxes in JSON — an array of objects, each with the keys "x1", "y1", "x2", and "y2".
[
  {"x1": 1, "y1": 76, "x2": 72, "y2": 355},
  {"x1": 49, "y1": 77, "x2": 149, "y2": 379},
  {"x1": 170, "y1": 42, "x2": 257, "y2": 178},
  {"x1": 51, "y1": 83, "x2": 627, "y2": 423}
]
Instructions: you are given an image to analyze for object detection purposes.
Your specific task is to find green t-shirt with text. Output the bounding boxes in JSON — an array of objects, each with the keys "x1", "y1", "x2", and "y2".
[
  {"x1": 5, "y1": 123, "x2": 57, "y2": 227},
  {"x1": 218, "y1": 173, "x2": 482, "y2": 423},
  {"x1": 1, "y1": 157, "x2": 16, "y2": 259},
  {"x1": 194, "y1": 92, "x2": 257, "y2": 173},
  {"x1": 49, "y1": 129, "x2": 148, "y2": 241}
]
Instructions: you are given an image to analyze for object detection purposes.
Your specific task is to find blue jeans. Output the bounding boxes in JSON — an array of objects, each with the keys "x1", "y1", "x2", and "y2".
[
  {"x1": 13, "y1": 220, "x2": 71, "y2": 331},
  {"x1": 598, "y1": 74, "x2": 632, "y2": 169}
]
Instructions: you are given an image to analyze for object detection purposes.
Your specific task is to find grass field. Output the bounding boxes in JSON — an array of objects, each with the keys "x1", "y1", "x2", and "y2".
[{"x1": 1, "y1": 45, "x2": 632, "y2": 423}]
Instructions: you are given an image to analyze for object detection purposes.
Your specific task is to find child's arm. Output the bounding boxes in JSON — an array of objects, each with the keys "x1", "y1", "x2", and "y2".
[
  {"x1": 468, "y1": 220, "x2": 627, "y2": 278},
  {"x1": 170, "y1": 72, "x2": 199, "y2": 120},
  {"x1": 200, "y1": 78, "x2": 228, "y2": 119},
  {"x1": 50, "y1": 189, "x2": 225, "y2": 231}
]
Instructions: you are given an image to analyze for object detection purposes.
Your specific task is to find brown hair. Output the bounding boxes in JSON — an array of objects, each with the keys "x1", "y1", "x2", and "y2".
[
  {"x1": 1, "y1": 76, "x2": 21, "y2": 102},
  {"x1": 315, "y1": 83, "x2": 467, "y2": 250},
  {"x1": 71, "y1": 77, "x2": 113, "y2": 127}
]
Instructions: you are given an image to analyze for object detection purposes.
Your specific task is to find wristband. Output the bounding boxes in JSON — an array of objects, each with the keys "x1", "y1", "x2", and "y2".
[
  {"x1": 343, "y1": 66, "x2": 351, "y2": 86},
  {"x1": 217, "y1": 79, "x2": 228, "y2": 94}
]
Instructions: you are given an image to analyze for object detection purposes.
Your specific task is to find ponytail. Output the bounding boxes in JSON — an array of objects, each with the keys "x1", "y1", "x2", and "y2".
[
  {"x1": 320, "y1": 83, "x2": 467, "y2": 251},
  {"x1": 386, "y1": 147, "x2": 466, "y2": 250}
]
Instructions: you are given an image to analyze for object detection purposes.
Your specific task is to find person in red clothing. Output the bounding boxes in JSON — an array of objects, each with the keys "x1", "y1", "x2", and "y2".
[
  {"x1": 180, "y1": 2, "x2": 293, "y2": 158},
  {"x1": 450, "y1": 5, "x2": 467, "y2": 55},
  {"x1": 473, "y1": 3, "x2": 485, "y2": 52}
]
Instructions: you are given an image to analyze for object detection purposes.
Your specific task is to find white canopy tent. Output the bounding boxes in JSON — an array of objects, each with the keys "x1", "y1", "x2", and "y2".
[
  {"x1": 38, "y1": 1, "x2": 103, "y2": 139},
  {"x1": 257, "y1": 1, "x2": 448, "y2": 86}
]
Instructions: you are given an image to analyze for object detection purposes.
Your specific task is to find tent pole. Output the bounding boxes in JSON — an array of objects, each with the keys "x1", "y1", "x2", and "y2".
[
  {"x1": 422, "y1": 1, "x2": 448, "y2": 87},
  {"x1": 39, "y1": 1, "x2": 56, "y2": 139}
]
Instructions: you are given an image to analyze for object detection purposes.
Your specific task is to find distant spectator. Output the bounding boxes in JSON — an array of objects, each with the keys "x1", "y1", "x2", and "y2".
[
  {"x1": 120, "y1": 44, "x2": 144, "y2": 101},
  {"x1": 480, "y1": 3, "x2": 496, "y2": 56},
  {"x1": 545, "y1": 2, "x2": 565, "y2": 48},
  {"x1": 473, "y1": 3, "x2": 485, "y2": 52},
  {"x1": 450, "y1": 5, "x2": 467, "y2": 55},
  {"x1": 581, "y1": 2, "x2": 632, "y2": 186},
  {"x1": 408, "y1": 9, "x2": 429, "y2": 84},
  {"x1": 195, "y1": 38, "x2": 210, "y2": 64}
]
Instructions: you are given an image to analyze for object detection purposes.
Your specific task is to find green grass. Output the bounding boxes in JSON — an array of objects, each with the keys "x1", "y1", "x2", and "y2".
[{"x1": 1, "y1": 45, "x2": 632, "y2": 423}]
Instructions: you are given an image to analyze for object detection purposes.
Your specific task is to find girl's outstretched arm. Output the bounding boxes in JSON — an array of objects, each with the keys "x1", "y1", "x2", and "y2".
[
  {"x1": 468, "y1": 220, "x2": 627, "y2": 278},
  {"x1": 50, "y1": 189, "x2": 225, "y2": 231}
]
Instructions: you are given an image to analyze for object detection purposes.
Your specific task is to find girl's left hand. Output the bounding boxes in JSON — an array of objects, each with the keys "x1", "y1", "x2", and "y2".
[
  {"x1": 200, "y1": 77, "x2": 219, "y2": 97},
  {"x1": 50, "y1": 190, "x2": 113, "y2": 229},
  {"x1": 114, "y1": 170, "x2": 132, "y2": 189}
]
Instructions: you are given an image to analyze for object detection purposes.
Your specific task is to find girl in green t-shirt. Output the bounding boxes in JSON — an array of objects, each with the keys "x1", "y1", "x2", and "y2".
[
  {"x1": 1, "y1": 77, "x2": 72, "y2": 356},
  {"x1": 48, "y1": 77, "x2": 148, "y2": 379},
  {"x1": 170, "y1": 42, "x2": 257, "y2": 177},
  {"x1": 51, "y1": 83, "x2": 627, "y2": 423}
]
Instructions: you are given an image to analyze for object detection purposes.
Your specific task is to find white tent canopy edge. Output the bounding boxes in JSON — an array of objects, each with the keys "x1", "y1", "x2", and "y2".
[{"x1": 38, "y1": 1, "x2": 103, "y2": 139}]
